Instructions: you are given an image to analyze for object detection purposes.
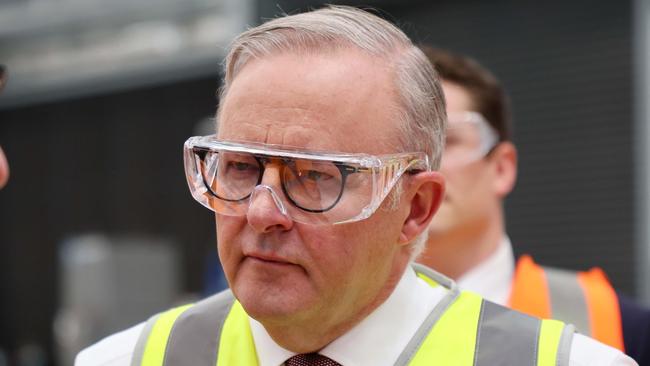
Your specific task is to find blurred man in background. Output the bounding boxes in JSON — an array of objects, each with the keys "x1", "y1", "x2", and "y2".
[{"x1": 418, "y1": 46, "x2": 650, "y2": 365}]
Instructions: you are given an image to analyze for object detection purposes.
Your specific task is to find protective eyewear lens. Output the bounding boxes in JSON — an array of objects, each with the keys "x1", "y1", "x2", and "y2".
[
  {"x1": 184, "y1": 137, "x2": 429, "y2": 225},
  {"x1": 199, "y1": 150, "x2": 351, "y2": 212}
]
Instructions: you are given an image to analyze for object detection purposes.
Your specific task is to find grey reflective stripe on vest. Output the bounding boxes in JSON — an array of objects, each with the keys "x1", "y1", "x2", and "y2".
[
  {"x1": 130, "y1": 290, "x2": 235, "y2": 366},
  {"x1": 474, "y1": 301, "x2": 541, "y2": 366},
  {"x1": 394, "y1": 264, "x2": 461, "y2": 366},
  {"x1": 543, "y1": 266, "x2": 591, "y2": 336},
  {"x1": 164, "y1": 290, "x2": 235, "y2": 365},
  {"x1": 557, "y1": 324, "x2": 576, "y2": 366},
  {"x1": 130, "y1": 314, "x2": 161, "y2": 366}
]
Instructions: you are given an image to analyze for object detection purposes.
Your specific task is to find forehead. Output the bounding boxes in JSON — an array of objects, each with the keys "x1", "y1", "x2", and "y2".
[
  {"x1": 217, "y1": 48, "x2": 403, "y2": 155},
  {"x1": 445, "y1": 114, "x2": 483, "y2": 143},
  {"x1": 441, "y1": 80, "x2": 474, "y2": 114}
]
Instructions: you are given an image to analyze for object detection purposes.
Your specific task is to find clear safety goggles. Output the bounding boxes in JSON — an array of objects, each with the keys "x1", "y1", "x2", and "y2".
[
  {"x1": 441, "y1": 111, "x2": 500, "y2": 169},
  {"x1": 184, "y1": 136, "x2": 430, "y2": 225}
]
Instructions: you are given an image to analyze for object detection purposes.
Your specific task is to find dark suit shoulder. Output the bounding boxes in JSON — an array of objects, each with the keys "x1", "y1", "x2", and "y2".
[{"x1": 618, "y1": 292, "x2": 650, "y2": 366}]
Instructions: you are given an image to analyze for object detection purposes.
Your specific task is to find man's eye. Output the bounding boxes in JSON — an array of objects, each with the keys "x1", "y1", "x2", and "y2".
[
  {"x1": 303, "y1": 170, "x2": 333, "y2": 182},
  {"x1": 224, "y1": 160, "x2": 256, "y2": 172},
  {"x1": 231, "y1": 162, "x2": 253, "y2": 171}
]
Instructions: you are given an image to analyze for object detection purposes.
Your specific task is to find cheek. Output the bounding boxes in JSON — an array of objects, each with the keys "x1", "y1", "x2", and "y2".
[
  {"x1": 215, "y1": 215, "x2": 247, "y2": 279},
  {"x1": 339, "y1": 217, "x2": 398, "y2": 268},
  {"x1": 300, "y1": 227, "x2": 360, "y2": 285},
  {"x1": 350, "y1": 217, "x2": 404, "y2": 292},
  {"x1": 305, "y1": 228, "x2": 354, "y2": 264},
  {"x1": 442, "y1": 164, "x2": 484, "y2": 193}
]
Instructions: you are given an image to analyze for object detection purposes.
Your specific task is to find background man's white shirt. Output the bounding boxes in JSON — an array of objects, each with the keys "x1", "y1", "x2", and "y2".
[{"x1": 456, "y1": 236, "x2": 515, "y2": 305}]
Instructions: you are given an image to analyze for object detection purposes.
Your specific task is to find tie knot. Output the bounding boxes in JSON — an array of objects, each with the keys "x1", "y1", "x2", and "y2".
[{"x1": 285, "y1": 353, "x2": 341, "y2": 366}]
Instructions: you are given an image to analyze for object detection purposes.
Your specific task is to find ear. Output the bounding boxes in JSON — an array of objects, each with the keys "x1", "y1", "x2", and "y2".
[
  {"x1": 398, "y1": 171, "x2": 445, "y2": 245},
  {"x1": 489, "y1": 142, "x2": 517, "y2": 198}
]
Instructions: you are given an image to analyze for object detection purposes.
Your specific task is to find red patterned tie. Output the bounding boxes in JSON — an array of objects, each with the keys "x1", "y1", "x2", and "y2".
[{"x1": 285, "y1": 353, "x2": 341, "y2": 366}]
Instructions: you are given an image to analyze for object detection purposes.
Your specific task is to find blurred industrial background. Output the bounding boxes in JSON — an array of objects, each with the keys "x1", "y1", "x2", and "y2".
[{"x1": 0, "y1": 0, "x2": 648, "y2": 365}]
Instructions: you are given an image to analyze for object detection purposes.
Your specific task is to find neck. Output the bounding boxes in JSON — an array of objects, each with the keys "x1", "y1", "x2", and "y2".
[
  {"x1": 420, "y1": 210, "x2": 505, "y2": 280},
  {"x1": 261, "y1": 253, "x2": 410, "y2": 353}
]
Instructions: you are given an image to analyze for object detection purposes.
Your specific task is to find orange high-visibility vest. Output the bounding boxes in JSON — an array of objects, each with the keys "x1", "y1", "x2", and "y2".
[{"x1": 508, "y1": 255, "x2": 624, "y2": 351}]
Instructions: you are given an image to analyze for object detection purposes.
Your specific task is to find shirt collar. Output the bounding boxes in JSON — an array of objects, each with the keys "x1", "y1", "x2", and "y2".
[
  {"x1": 249, "y1": 266, "x2": 447, "y2": 366},
  {"x1": 456, "y1": 236, "x2": 515, "y2": 305}
]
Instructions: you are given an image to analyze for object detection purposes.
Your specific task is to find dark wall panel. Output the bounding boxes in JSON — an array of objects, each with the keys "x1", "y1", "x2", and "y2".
[
  {"x1": 406, "y1": 1, "x2": 634, "y2": 294},
  {"x1": 0, "y1": 76, "x2": 221, "y2": 363}
]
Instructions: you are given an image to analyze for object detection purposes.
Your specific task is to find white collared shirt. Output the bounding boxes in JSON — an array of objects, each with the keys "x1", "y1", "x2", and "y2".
[
  {"x1": 456, "y1": 236, "x2": 515, "y2": 305},
  {"x1": 249, "y1": 267, "x2": 445, "y2": 366},
  {"x1": 75, "y1": 262, "x2": 637, "y2": 366}
]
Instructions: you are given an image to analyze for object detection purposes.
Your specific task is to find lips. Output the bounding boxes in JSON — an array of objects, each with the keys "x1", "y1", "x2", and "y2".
[{"x1": 245, "y1": 252, "x2": 294, "y2": 265}]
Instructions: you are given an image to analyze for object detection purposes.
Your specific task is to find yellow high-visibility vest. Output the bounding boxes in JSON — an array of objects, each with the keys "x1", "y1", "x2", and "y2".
[{"x1": 132, "y1": 264, "x2": 574, "y2": 366}]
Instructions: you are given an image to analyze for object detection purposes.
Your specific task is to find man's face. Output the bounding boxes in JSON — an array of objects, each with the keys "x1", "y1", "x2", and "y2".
[
  {"x1": 215, "y1": 49, "x2": 412, "y2": 329},
  {"x1": 428, "y1": 81, "x2": 498, "y2": 236}
]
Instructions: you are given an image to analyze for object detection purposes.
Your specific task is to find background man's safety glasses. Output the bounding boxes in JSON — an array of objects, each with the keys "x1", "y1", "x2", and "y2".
[{"x1": 442, "y1": 111, "x2": 499, "y2": 168}]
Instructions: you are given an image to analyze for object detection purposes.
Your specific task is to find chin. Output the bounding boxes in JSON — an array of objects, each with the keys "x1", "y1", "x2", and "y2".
[
  {"x1": 236, "y1": 283, "x2": 289, "y2": 317},
  {"x1": 233, "y1": 273, "x2": 315, "y2": 320},
  {"x1": 240, "y1": 292, "x2": 315, "y2": 324}
]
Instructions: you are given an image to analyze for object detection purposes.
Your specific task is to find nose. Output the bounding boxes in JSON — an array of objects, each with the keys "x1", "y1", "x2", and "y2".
[{"x1": 246, "y1": 184, "x2": 294, "y2": 233}]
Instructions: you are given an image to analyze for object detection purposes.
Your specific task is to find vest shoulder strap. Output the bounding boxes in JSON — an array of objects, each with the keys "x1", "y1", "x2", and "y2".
[
  {"x1": 407, "y1": 265, "x2": 574, "y2": 366},
  {"x1": 133, "y1": 265, "x2": 575, "y2": 366},
  {"x1": 131, "y1": 290, "x2": 236, "y2": 366}
]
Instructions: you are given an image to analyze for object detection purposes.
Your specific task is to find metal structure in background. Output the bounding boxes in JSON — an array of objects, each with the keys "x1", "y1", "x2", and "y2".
[
  {"x1": 634, "y1": 0, "x2": 650, "y2": 306},
  {"x1": 0, "y1": 0, "x2": 253, "y2": 109},
  {"x1": 54, "y1": 235, "x2": 182, "y2": 365}
]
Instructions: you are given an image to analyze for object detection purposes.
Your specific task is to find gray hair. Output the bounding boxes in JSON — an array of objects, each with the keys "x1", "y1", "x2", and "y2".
[{"x1": 217, "y1": 5, "x2": 446, "y2": 257}]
